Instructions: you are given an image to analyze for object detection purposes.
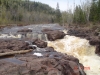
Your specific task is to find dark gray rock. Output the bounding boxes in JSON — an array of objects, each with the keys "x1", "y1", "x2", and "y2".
[{"x1": 42, "y1": 29, "x2": 65, "y2": 41}]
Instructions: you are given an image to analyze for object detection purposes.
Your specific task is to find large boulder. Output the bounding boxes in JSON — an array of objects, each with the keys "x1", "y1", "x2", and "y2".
[
  {"x1": 32, "y1": 39, "x2": 47, "y2": 48},
  {"x1": 0, "y1": 39, "x2": 31, "y2": 53},
  {"x1": 89, "y1": 38, "x2": 100, "y2": 45},
  {"x1": 42, "y1": 29, "x2": 65, "y2": 41}
]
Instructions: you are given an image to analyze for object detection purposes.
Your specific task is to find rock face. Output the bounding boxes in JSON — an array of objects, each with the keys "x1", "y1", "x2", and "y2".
[
  {"x1": 0, "y1": 51, "x2": 86, "y2": 75},
  {"x1": 95, "y1": 45, "x2": 100, "y2": 56},
  {"x1": 67, "y1": 26, "x2": 100, "y2": 56},
  {"x1": 89, "y1": 38, "x2": 100, "y2": 45},
  {"x1": 17, "y1": 28, "x2": 32, "y2": 32},
  {"x1": 0, "y1": 39, "x2": 48, "y2": 53},
  {"x1": 89, "y1": 38, "x2": 100, "y2": 55},
  {"x1": 42, "y1": 29, "x2": 65, "y2": 41},
  {"x1": 0, "y1": 30, "x2": 86, "y2": 75},
  {"x1": 32, "y1": 39, "x2": 47, "y2": 48},
  {"x1": 0, "y1": 39, "x2": 31, "y2": 53},
  {"x1": 67, "y1": 28, "x2": 91, "y2": 38}
]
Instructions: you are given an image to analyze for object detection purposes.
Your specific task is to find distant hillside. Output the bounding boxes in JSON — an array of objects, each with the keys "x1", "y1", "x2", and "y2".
[
  {"x1": 0, "y1": 0, "x2": 56, "y2": 25},
  {"x1": 22, "y1": 1, "x2": 55, "y2": 14}
]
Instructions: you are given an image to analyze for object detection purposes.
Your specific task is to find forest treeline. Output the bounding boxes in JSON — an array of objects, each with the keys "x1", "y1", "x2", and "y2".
[
  {"x1": 63, "y1": 0, "x2": 100, "y2": 25},
  {"x1": 0, "y1": 0, "x2": 57, "y2": 25},
  {"x1": 0, "y1": 0, "x2": 100, "y2": 25}
]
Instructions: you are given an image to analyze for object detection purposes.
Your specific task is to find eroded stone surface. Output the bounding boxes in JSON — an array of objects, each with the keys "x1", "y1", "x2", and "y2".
[
  {"x1": 42, "y1": 29, "x2": 65, "y2": 41},
  {"x1": 67, "y1": 26, "x2": 100, "y2": 56},
  {"x1": 0, "y1": 51, "x2": 85, "y2": 75},
  {"x1": 0, "y1": 39, "x2": 30, "y2": 53},
  {"x1": 32, "y1": 39, "x2": 47, "y2": 48}
]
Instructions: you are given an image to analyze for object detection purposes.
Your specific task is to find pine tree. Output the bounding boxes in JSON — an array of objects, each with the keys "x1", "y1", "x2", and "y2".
[
  {"x1": 73, "y1": 5, "x2": 86, "y2": 24},
  {"x1": 89, "y1": 0, "x2": 98, "y2": 22},
  {"x1": 98, "y1": 0, "x2": 100, "y2": 22},
  {"x1": 55, "y1": 3, "x2": 62, "y2": 24}
]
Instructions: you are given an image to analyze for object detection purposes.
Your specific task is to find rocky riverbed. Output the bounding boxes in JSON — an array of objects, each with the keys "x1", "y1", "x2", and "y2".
[
  {"x1": 0, "y1": 24, "x2": 86, "y2": 75},
  {"x1": 0, "y1": 38, "x2": 85, "y2": 75},
  {"x1": 67, "y1": 25, "x2": 100, "y2": 56},
  {"x1": 0, "y1": 24, "x2": 100, "y2": 75},
  {"x1": 0, "y1": 48, "x2": 85, "y2": 75}
]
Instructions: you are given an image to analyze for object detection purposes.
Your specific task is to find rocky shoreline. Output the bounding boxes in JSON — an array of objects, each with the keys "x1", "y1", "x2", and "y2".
[
  {"x1": 0, "y1": 28, "x2": 86, "y2": 75},
  {"x1": 67, "y1": 25, "x2": 100, "y2": 56}
]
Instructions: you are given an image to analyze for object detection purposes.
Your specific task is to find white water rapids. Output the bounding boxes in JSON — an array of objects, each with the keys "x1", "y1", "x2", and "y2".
[
  {"x1": 0, "y1": 25, "x2": 100, "y2": 75},
  {"x1": 0, "y1": 32, "x2": 100, "y2": 75},
  {"x1": 47, "y1": 30, "x2": 100, "y2": 75}
]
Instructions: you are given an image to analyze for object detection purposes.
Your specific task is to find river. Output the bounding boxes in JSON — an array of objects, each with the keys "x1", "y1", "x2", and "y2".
[{"x1": 0, "y1": 24, "x2": 100, "y2": 75}]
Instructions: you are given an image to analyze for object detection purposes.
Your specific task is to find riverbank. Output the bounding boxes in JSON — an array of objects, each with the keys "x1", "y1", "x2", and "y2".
[
  {"x1": 66, "y1": 25, "x2": 100, "y2": 56},
  {"x1": 0, "y1": 25, "x2": 86, "y2": 75},
  {"x1": 0, "y1": 24, "x2": 100, "y2": 75}
]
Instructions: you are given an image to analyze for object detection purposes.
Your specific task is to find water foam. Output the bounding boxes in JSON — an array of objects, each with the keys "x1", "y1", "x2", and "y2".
[
  {"x1": 0, "y1": 34, "x2": 22, "y2": 39},
  {"x1": 47, "y1": 35, "x2": 100, "y2": 75}
]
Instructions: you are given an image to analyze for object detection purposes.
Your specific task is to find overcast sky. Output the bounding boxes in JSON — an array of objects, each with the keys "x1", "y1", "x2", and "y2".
[{"x1": 30, "y1": 0, "x2": 86, "y2": 11}]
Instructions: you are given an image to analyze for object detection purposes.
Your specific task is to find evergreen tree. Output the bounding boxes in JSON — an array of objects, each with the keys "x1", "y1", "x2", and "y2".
[
  {"x1": 73, "y1": 5, "x2": 86, "y2": 24},
  {"x1": 0, "y1": 0, "x2": 56, "y2": 25},
  {"x1": 89, "y1": 0, "x2": 98, "y2": 22},
  {"x1": 55, "y1": 3, "x2": 62, "y2": 24},
  {"x1": 98, "y1": 0, "x2": 100, "y2": 22}
]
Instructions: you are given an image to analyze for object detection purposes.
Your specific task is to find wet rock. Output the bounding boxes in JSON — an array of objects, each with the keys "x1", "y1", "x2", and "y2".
[
  {"x1": 68, "y1": 29, "x2": 79, "y2": 35},
  {"x1": 17, "y1": 28, "x2": 32, "y2": 33},
  {"x1": 89, "y1": 38, "x2": 100, "y2": 45},
  {"x1": 95, "y1": 45, "x2": 100, "y2": 55},
  {"x1": 45, "y1": 47, "x2": 55, "y2": 52},
  {"x1": 32, "y1": 39, "x2": 47, "y2": 48},
  {"x1": 0, "y1": 51, "x2": 85, "y2": 75},
  {"x1": 67, "y1": 26, "x2": 100, "y2": 56},
  {"x1": 0, "y1": 39, "x2": 31, "y2": 53},
  {"x1": 67, "y1": 29, "x2": 90, "y2": 38},
  {"x1": 94, "y1": 31, "x2": 99, "y2": 36},
  {"x1": 42, "y1": 29, "x2": 65, "y2": 41},
  {"x1": 42, "y1": 28, "x2": 54, "y2": 32}
]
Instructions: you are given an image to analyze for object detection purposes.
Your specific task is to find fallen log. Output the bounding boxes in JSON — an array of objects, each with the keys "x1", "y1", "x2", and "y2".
[{"x1": 0, "y1": 49, "x2": 33, "y2": 57}]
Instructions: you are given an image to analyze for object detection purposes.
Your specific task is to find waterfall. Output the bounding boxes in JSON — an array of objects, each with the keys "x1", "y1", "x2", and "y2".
[
  {"x1": 47, "y1": 33, "x2": 100, "y2": 75},
  {"x1": 38, "y1": 33, "x2": 48, "y2": 41},
  {"x1": 38, "y1": 33, "x2": 42, "y2": 40}
]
